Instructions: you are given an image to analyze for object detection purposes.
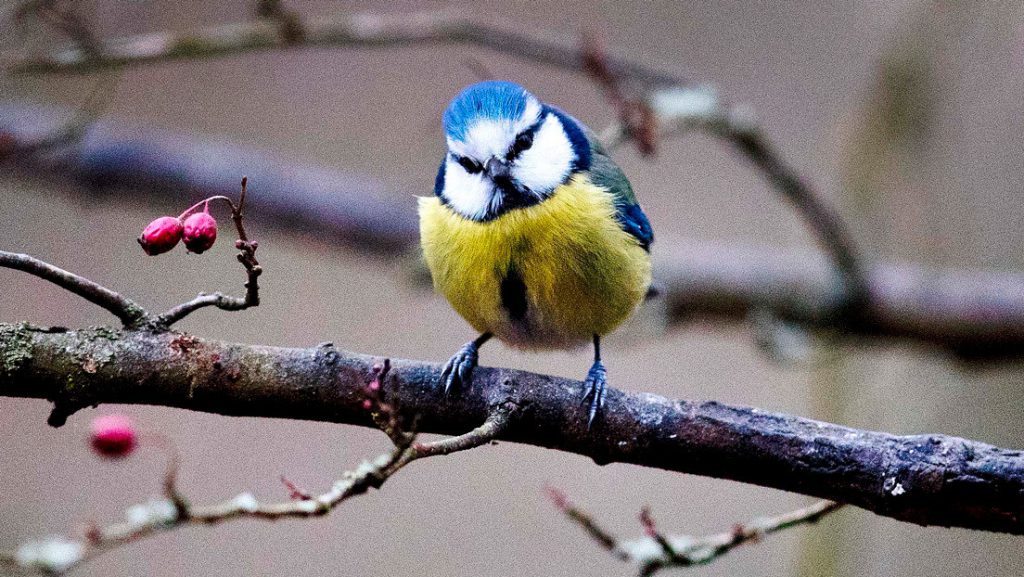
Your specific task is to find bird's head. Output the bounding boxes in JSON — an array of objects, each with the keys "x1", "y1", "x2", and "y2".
[{"x1": 436, "y1": 80, "x2": 590, "y2": 221}]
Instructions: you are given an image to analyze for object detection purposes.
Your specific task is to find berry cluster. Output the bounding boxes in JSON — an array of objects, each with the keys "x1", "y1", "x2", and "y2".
[{"x1": 138, "y1": 201, "x2": 219, "y2": 256}]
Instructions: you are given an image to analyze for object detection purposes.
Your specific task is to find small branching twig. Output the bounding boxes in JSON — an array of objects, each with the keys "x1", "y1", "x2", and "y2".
[
  {"x1": 156, "y1": 177, "x2": 263, "y2": 328},
  {"x1": 549, "y1": 490, "x2": 844, "y2": 576},
  {"x1": 253, "y1": 0, "x2": 305, "y2": 44},
  {"x1": 546, "y1": 487, "x2": 628, "y2": 561},
  {"x1": 279, "y1": 476, "x2": 313, "y2": 501},
  {"x1": 14, "y1": 0, "x2": 102, "y2": 59},
  {"x1": 1, "y1": 364, "x2": 515, "y2": 575},
  {"x1": 0, "y1": 251, "x2": 150, "y2": 328},
  {"x1": 582, "y1": 33, "x2": 658, "y2": 155},
  {"x1": 0, "y1": 72, "x2": 120, "y2": 157},
  {"x1": 0, "y1": 178, "x2": 263, "y2": 333},
  {"x1": 584, "y1": 42, "x2": 868, "y2": 320}
]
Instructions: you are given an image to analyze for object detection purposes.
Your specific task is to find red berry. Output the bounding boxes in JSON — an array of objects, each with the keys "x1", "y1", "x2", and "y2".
[
  {"x1": 90, "y1": 414, "x2": 137, "y2": 458},
  {"x1": 182, "y1": 211, "x2": 218, "y2": 254},
  {"x1": 137, "y1": 216, "x2": 183, "y2": 256}
]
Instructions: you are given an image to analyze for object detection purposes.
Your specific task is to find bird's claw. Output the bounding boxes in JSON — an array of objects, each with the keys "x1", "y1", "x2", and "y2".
[
  {"x1": 440, "y1": 341, "x2": 480, "y2": 395},
  {"x1": 580, "y1": 360, "x2": 607, "y2": 429}
]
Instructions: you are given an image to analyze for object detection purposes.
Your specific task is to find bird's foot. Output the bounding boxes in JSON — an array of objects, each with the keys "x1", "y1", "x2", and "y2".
[
  {"x1": 581, "y1": 360, "x2": 607, "y2": 428},
  {"x1": 440, "y1": 340, "x2": 480, "y2": 395}
]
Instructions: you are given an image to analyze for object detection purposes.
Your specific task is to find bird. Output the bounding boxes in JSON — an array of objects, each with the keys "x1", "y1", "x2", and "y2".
[{"x1": 419, "y1": 80, "x2": 653, "y2": 426}]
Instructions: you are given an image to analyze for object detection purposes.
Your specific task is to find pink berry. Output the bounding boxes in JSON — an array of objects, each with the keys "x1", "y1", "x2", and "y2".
[
  {"x1": 182, "y1": 211, "x2": 218, "y2": 254},
  {"x1": 137, "y1": 216, "x2": 183, "y2": 256},
  {"x1": 90, "y1": 414, "x2": 137, "y2": 458}
]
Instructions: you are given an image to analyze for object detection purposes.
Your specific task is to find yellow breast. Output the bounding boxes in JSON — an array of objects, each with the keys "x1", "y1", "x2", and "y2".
[{"x1": 419, "y1": 174, "x2": 652, "y2": 350}]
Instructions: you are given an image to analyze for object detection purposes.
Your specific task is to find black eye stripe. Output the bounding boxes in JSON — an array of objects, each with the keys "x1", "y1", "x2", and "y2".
[
  {"x1": 510, "y1": 133, "x2": 533, "y2": 156},
  {"x1": 454, "y1": 154, "x2": 483, "y2": 174},
  {"x1": 506, "y1": 120, "x2": 543, "y2": 161}
]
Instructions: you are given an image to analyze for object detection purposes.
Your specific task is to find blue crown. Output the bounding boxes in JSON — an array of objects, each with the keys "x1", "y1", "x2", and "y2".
[{"x1": 443, "y1": 80, "x2": 534, "y2": 142}]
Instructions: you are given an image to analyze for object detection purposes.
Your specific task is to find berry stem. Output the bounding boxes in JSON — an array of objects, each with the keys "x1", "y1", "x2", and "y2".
[{"x1": 177, "y1": 196, "x2": 236, "y2": 220}]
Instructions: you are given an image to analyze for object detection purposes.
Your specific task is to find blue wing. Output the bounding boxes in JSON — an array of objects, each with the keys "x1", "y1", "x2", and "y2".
[
  {"x1": 549, "y1": 107, "x2": 653, "y2": 251},
  {"x1": 572, "y1": 117, "x2": 653, "y2": 252},
  {"x1": 612, "y1": 200, "x2": 653, "y2": 251}
]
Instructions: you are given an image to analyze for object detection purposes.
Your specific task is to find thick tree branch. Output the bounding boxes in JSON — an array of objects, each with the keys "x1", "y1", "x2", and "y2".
[{"x1": 1, "y1": 323, "x2": 1021, "y2": 534}]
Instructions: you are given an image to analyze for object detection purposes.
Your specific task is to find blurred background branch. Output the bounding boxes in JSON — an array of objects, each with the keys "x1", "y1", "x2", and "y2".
[
  {"x1": 4, "y1": 6, "x2": 1021, "y2": 362},
  {"x1": 2, "y1": 102, "x2": 1022, "y2": 359},
  {"x1": 4, "y1": 9, "x2": 685, "y2": 87},
  {"x1": 5, "y1": 7, "x2": 868, "y2": 311}
]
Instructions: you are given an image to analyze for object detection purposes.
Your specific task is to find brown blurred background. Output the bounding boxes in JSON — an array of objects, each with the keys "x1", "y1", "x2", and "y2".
[{"x1": 1, "y1": 1, "x2": 1023, "y2": 576}]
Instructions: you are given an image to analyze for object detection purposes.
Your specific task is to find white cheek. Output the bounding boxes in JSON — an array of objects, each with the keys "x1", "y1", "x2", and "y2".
[
  {"x1": 441, "y1": 158, "x2": 495, "y2": 221},
  {"x1": 512, "y1": 114, "x2": 574, "y2": 194}
]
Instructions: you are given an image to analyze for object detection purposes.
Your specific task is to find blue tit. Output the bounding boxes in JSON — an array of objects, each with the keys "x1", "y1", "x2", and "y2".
[{"x1": 419, "y1": 80, "x2": 653, "y2": 426}]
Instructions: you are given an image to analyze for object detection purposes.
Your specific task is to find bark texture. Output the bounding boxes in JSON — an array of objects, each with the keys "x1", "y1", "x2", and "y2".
[{"x1": 1, "y1": 323, "x2": 1021, "y2": 534}]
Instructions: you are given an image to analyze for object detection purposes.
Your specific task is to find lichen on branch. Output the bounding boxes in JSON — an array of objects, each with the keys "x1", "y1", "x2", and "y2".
[{"x1": 1, "y1": 322, "x2": 1021, "y2": 534}]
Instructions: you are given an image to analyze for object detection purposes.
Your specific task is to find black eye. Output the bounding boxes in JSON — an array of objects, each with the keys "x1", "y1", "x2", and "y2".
[
  {"x1": 455, "y1": 155, "x2": 483, "y2": 174},
  {"x1": 507, "y1": 132, "x2": 534, "y2": 160}
]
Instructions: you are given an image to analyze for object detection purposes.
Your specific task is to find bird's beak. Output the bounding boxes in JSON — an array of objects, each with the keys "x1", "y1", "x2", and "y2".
[{"x1": 485, "y1": 157, "x2": 510, "y2": 180}]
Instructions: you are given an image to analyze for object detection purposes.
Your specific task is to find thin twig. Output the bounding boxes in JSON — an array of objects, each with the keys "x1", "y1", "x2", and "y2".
[
  {"x1": 546, "y1": 487, "x2": 629, "y2": 561},
  {"x1": 0, "y1": 251, "x2": 150, "y2": 327},
  {"x1": 638, "y1": 507, "x2": 685, "y2": 567},
  {"x1": 155, "y1": 178, "x2": 262, "y2": 327},
  {"x1": 551, "y1": 492, "x2": 844, "y2": 575},
  {"x1": 720, "y1": 127, "x2": 869, "y2": 311},
  {"x1": 14, "y1": 0, "x2": 102, "y2": 59},
  {"x1": 581, "y1": 43, "x2": 868, "y2": 317},
  {"x1": 391, "y1": 405, "x2": 513, "y2": 470},
  {"x1": 3, "y1": 367, "x2": 515, "y2": 575},
  {"x1": 582, "y1": 33, "x2": 658, "y2": 155}
]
